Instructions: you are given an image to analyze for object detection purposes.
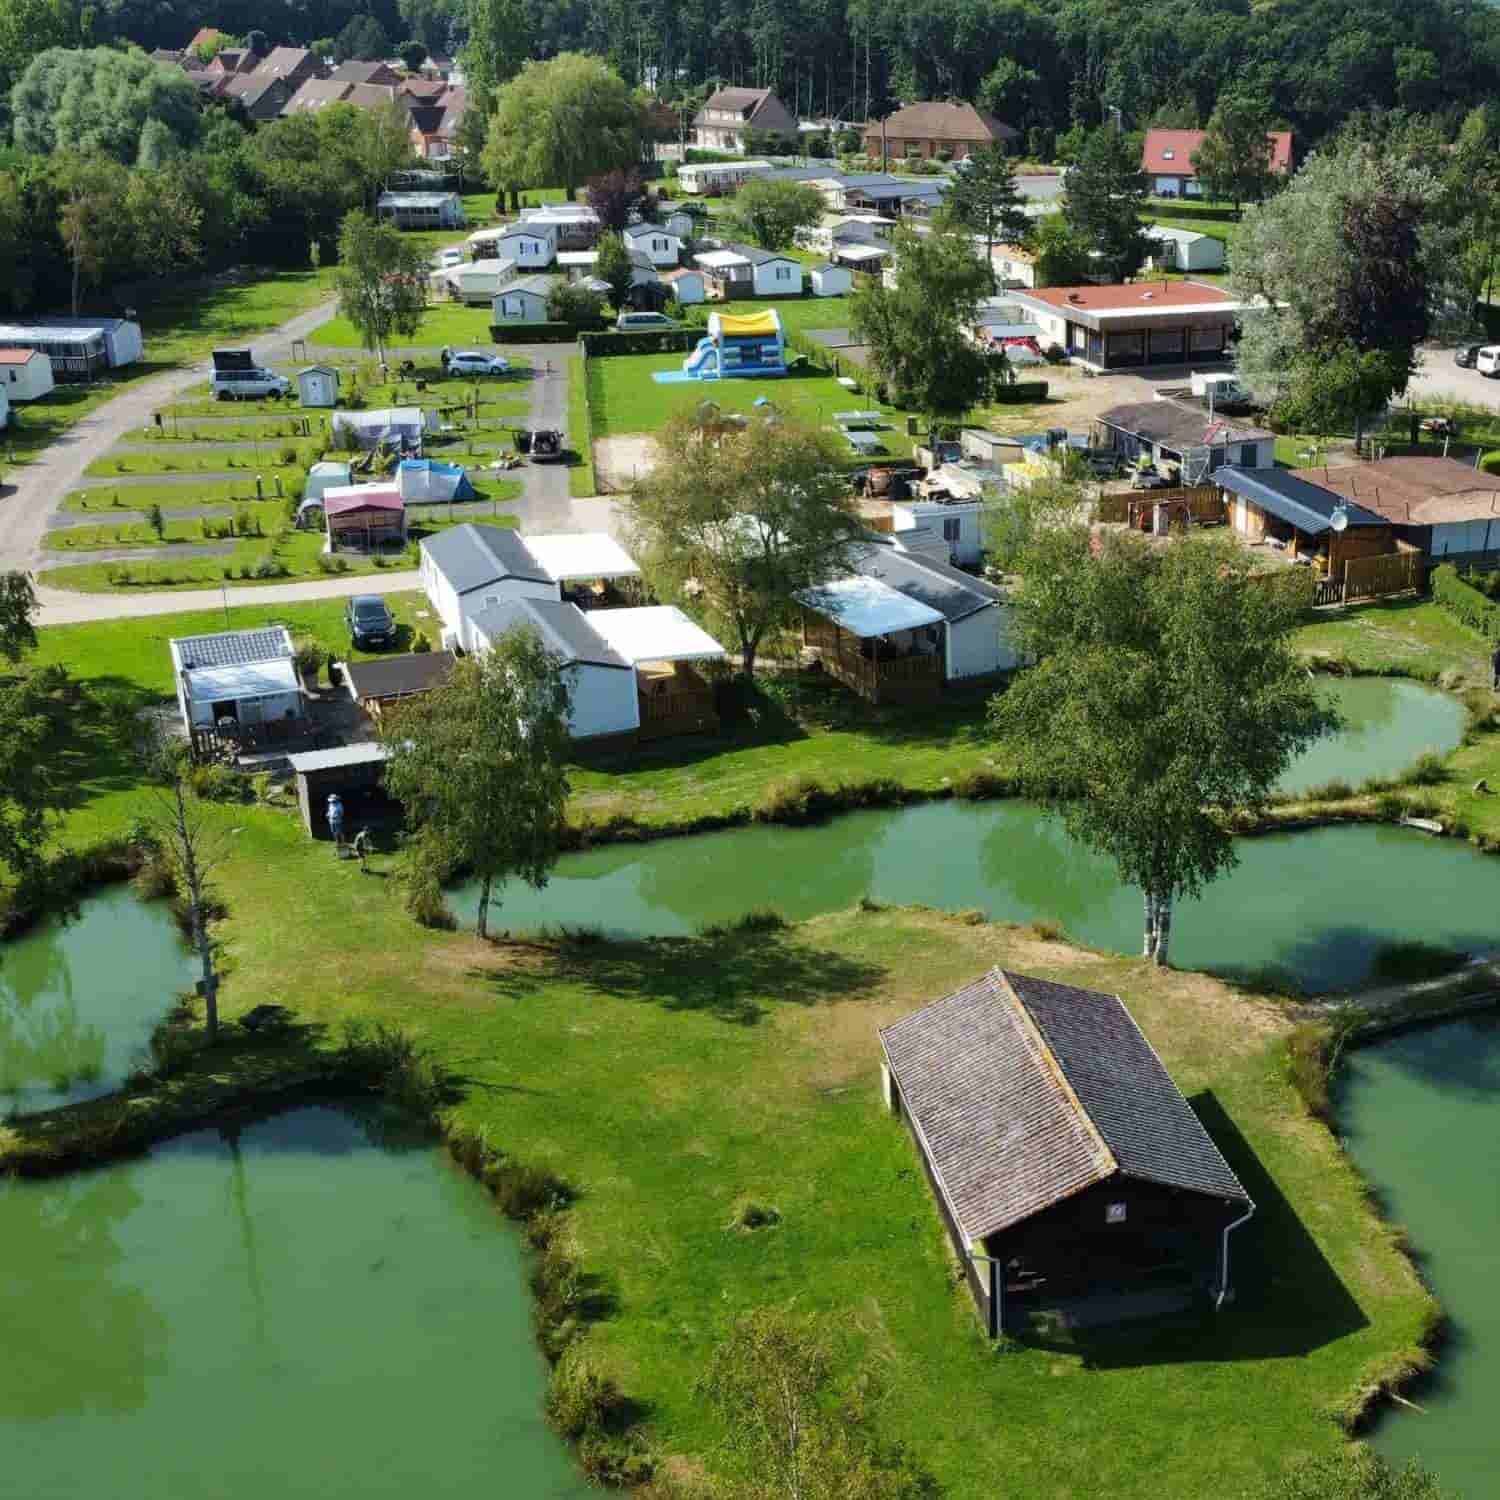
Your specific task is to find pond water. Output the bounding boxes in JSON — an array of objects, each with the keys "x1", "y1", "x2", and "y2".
[
  {"x1": 0, "y1": 1104, "x2": 590, "y2": 1500},
  {"x1": 1340, "y1": 1018, "x2": 1500, "y2": 1497},
  {"x1": 0, "y1": 885, "x2": 196, "y2": 1113},
  {"x1": 474, "y1": 805, "x2": 1500, "y2": 993},
  {"x1": 1283, "y1": 677, "x2": 1464, "y2": 795}
]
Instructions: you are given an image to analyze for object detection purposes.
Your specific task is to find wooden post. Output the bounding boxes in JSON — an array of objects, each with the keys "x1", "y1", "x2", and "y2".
[
  {"x1": 881, "y1": 1061, "x2": 900, "y2": 1115},
  {"x1": 987, "y1": 1254, "x2": 1002, "y2": 1338}
]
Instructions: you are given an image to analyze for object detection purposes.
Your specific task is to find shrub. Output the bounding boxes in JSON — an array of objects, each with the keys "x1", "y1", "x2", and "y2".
[
  {"x1": 188, "y1": 763, "x2": 245, "y2": 802},
  {"x1": 1369, "y1": 939, "x2": 1468, "y2": 983},
  {"x1": 1286, "y1": 1021, "x2": 1334, "y2": 1121},
  {"x1": 1301, "y1": 777, "x2": 1354, "y2": 802},
  {"x1": 754, "y1": 773, "x2": 835, "y2": 824},
  {"x1": 729, "y1": 1198, "x2": 781, "y2": 1231},
  {"x1": 412, "y1": 630, "x2": 432, "y2": 653},
  {"x1": 578, "y1": 1434, "x2": 654, "y2": 1487},
  {"x1": 291, "y1": 636, "x2": 323, "y2": 681},
  {"x1": 1405, "y1": 750, "x2": 1448, "y2": 786},
  {"x1": 951, "y1": 766, "x2": 1016, "y2": 800},
  {"x1": 1431, "y1": 563, "x2": 1500, "y2": 638},
  {"x1": 336, "y1": 1018, "x2": 447, "y2": 1117},
  {"x1": 1479, "y1": 450, "x2": 1500, "y2": 475},
  {"x1": 546, "y1": 1352, "x2": 624, "y2": 1438}
]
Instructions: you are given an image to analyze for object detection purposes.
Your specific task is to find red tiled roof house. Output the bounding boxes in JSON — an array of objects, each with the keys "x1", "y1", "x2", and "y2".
[{"x1": 1142, "y1": 128, "x2": 1293, "y2": 200}]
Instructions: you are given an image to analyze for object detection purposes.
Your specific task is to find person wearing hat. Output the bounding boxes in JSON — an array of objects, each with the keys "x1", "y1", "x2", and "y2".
[{"x1": 326, "y1": 792, "x2": 345, "y2": 850}]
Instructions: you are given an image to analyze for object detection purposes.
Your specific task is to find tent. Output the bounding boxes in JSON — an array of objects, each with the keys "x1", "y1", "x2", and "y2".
[
  {"x1": 396, "y1": 458, "x2": 476, "y2": 502},
  {"x1": 329, "y1": 407, "x2": 431, "y2": 452},
  {"x1": 303, "y1": 461, "x2": 352, "y2": 502}
]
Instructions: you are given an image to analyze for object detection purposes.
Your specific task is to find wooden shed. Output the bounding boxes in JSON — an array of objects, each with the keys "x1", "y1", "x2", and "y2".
[
  {"x1": 286, "y1": 743, "x2": 392, "y2": 838},
  {"x1": 879, "y1": 969, "x2": 1253, "y2": 1334},
  {"x1": 297, "y1": 365, "x2": 339, "y2": 407},
  {"x1": 342, "y1": 651, "x2": 454, "y2": 719}
]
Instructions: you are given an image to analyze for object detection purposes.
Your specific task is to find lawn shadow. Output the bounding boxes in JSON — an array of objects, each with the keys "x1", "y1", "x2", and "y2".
[
  {"x1": 470, "y1": 927, "x2": 885, "y2": 1025},
  {"x1": 1016, "y1": 1091, "x2": 1369, "y2": 1369}
]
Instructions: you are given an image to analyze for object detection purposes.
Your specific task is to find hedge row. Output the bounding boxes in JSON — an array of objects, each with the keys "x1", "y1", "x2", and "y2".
[
  {"x1": 577, "y1": 329, "x2": 700, "y2": 357},
  {"x1": 991, "y1": 380, "x2": 1049, "y2": 403},
  {"x1": 1432, "y1": 563, "x2": 1500, "y2": 638},
  {"x1": 489, "y1": 322, "x2": 582, "y2": 343}
]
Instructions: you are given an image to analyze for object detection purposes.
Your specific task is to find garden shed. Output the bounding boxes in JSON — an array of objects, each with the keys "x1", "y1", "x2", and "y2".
[
  {"x1": 343, "y1": 652, "x2": 455, "y2": 718},
  {"x1": 810, "y1": 263, "x2": 854, "y2": 297},
  {"x1": 297, "y1": 365, "x2": 339, "y2": 407},
  {"x1": 879, "y1": 969, "x2": 1254, "y2": 1334},
  {"x1": 0, "y1": 347, "x2": 55, "y2": 401},
  {"x1": 286, "y1": 743, "x2": 392, "y2": 838}
]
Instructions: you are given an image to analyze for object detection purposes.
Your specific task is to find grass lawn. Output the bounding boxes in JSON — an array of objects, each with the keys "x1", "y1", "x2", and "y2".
[
  {"x1": 44, "y1": 501, "x2": 288, "y2": 551},
  {"x1": 311, "y1": 303, "x2": 500, "y2": 351},
  {"x1": 684, "y1": 294, "x2": 864, "y2": 337},
  {"x1": 587, "y1": 351, "x2": 916, "y2": 456},
  {"x1": 61, "y1": 478, "x2": 300, "y2": 514},
  {"x1": 565, "y1": 354, "x2": 596, "y2": 497},
  {"x1": 85, "y1": 446, "x2": 309, "y2": 479}
]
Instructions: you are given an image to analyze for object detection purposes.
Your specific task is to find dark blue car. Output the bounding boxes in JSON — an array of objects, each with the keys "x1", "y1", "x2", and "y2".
[{"x1": 346, "y1": 594, "x2": 395, "y2": 649}]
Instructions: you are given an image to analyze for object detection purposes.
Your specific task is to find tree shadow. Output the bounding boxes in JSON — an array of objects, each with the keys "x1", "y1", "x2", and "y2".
[
  {"x1": 1015, "y1": 1091, "x2": 1369, "y2": 1368},
  {"x1": 468, "y1": 927, "x2": 885, "y2": 1026}
]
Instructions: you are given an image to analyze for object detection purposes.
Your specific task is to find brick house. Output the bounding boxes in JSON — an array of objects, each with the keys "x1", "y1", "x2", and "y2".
[{"x1": 864, "y1": 101, "x2": 1018, "y2": 163}]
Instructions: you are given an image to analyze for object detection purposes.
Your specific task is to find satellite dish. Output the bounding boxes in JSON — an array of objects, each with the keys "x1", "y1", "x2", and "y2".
[{"x1": 1330, "y1": 504, "x2": 1349, "y2": 533}]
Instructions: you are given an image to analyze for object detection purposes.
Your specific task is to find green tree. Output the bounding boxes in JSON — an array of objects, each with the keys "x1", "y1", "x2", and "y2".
[
  {"x1": 334, "y1": 209, "x2": 431, "y2": 364},
  {"x1": 399, "y1": 40, "x2": 428, "y2": 71},
  {"x1": 11, "y1": 47, "x2": 201, "y2": 162},
  {"x1": 941, "y1": 142, "x2": 1031, "y2": 286},
  {"x1": 988, "y1": 523, "x2": 1333, "y2": 965},
  {"x1": 380, "y1": 631, "x2": 573, "y2": 940},
  {"x1": 979, "y1": 58, "x2": 1042, "y2": 129},
  {"x1": 462, "y1": 0, "x2": 529, "y2": 96},
  {"x1": 0, "y1": 670, "x2": 61, "y2": 908},
  {"x1": 482, "y1": 53, "x2": 645, "y2": 201},
  {"x1": 1029, "y1": 211, "x2": 1093, "y2": 287},
  {"x1": 697, "y1": 1305, "x2": 940, "y2": 1499},
  {"x1": 124, "y1": 168, "x2": 203, "y2": 280},
  {"x1": 725, "y1": 177, "x2": 824, "y2": 251},
  {"x1": 849, "y1": 226, "x2": 993, "y2": 444},
  {"x1": 0, "y1": 0, "x2": 79, "y2": 130},
  {"x1": 594, "y1": 230, "x2": 634, "y2": 310},
  {"x1": 1245, "y1": 1449, "x2": 1445, "y2": 1500},
  {"x1": 1063, "y1": 125, "x2": 1149, "y2": 279},
  {"x1": 54, "y1": 152, "x2": 133, "y2": 315},
  {"x1": 335, "y1": 15, "x2": 392, "y2": 61},
  {"x1": 0, "y1": 572, "x2": 39, "y2": 664},
  {"x1": 545, "y1": 280, "x2": 604, "y2": 328},
  {"x1": 623, "y1": 413, "x2": 865, "y2": 677},
  {"x1": 0, "y1": 174, "x2": 36, "y2": 316},
  {"x1": 1191, "y1": 98, "x2": 1279, "y2": 212}
]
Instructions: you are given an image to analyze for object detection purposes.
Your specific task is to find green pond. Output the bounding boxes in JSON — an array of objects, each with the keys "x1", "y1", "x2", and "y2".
[
  {"x1": 0, "y1": 885, "x2": 195, "y2": 1113},
  {"x1": 1340, "y1": 1018, "x2": 1500, "y2": 1497},
  {"x1": 476, "y1": 808, "x2": 1500, "y2": 992},
  {"x1": 0, "y1": 1103, "x2": 591, "y2": 1500}
]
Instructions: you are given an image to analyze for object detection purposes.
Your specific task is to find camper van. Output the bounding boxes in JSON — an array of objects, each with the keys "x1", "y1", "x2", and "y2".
[{"x1": 210, "y1": 348, "x2": 291, "y2": 401}]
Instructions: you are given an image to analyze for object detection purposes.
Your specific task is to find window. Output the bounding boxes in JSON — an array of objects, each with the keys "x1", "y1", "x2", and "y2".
[
  {"x1": 1161, "y1": 148, "x2": 1175, "y2": 161},
  {"x1": 774, "y1": 265, "x2": 791, "y2": 281},
  {"x1": 942, "y1": 517, "x2": 961, "y2": 542},
  {"x1": 1106, "y1": 1201, "x2": 1128, "y2": 1224}
]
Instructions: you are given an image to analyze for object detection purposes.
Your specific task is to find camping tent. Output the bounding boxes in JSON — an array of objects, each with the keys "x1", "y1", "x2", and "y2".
[
  {"x1": 329, "y1": 407, "x2": 432, "y2": 452},
  {"x1": 303, "y1": 461, "x2": 352, "y2": 502},
  {"x1": 396, "y1": 458, "x2": 476, "y2": 502}
]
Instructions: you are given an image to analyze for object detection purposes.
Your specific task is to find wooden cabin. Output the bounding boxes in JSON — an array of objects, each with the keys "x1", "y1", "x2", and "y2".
[
  {"x1": 342, "y1": 651, "x2": 454, "y2": 720},
  {"x1": 879, "y1": 970, "x2": 1253, "y2": 1334}
]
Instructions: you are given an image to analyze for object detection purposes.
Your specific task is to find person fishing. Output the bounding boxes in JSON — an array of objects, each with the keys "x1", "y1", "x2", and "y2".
[
  {"x1": 326, "y1": 792, "x2": 345, "y2": 850},
  {"x1": 352, "y1": 826, "x2": 372, "y2": 872}
]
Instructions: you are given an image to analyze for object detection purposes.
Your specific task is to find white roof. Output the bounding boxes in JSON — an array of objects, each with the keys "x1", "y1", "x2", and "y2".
[
  {"x1": 286, "y1": 742, "x2": 388, "y2": 773},
  {"x1": 1147, "y1": 223, "x2": 1211, "y2": 244},
  {"x1": 184, "y1": 658, "x2": 299, "y2": 704},
  {"x1": 797, "y1": 575, "x2": 944, "y2": 636},
  {"x1": 833, "y1": 243, "x2": 889, "y2": 262},
  {"x1": 468, "y1": 227, "x2": 506, "y2": 245},
  {"x1": 524, "y1": 532, "x2": 640, "y2": 582},
  {"x1": 695, "y1": 249, "x2": 751, "y2": 269},
  {"x1": 378, "y1": 191, "x2": 459, "y2": 208},
  {"x1": 332, "y1": 406, "x2": 424, "y2": 428},
  {"x1": 587, "y1": 606, "x2": 726, "y2": 665},
  {"x1": 556, "y1": 250, "x2": 599, "y2": 266},
  {"x1": 0, "y1": 323, "x2": 106, "y2": 346}
]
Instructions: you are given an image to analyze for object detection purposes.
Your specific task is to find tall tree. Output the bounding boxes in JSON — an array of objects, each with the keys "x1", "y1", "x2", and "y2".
[
  {"x1": 586, "y1": 166, "x2": 649, "y2": 231},
  {"x1": 623, "y1": 413, "x2": 864, "y2": 677},
  {"x1": 334, "y1": 208, "x2": 430, "y2": 364},
  {"x1": 594, "y1": 230, "x2": 634, "y2": 310},
  {"x1": 482, "y1": 53, "x2": 645, "y2": 201},
  {"x1": 462, "y1": 0, "x2": 529, "y2": 96},
  {"x1": 1191, "y1": 97, "x2": 1279, "y2": 213},
  {"x1": 940, "y1": 143, "x2": 1031, "y2": 288},
  {"x1": 381, "y1": 632, "x2": 572, "y2": 940},
  {"x1": 0, "y1": 573, "x2": 39, "y2": 663},
  {"x1": 335, "y1": 15, "x2": 392, "y2": 60},
  {"x1": 54, "y1": 153, "x2": 132, "y2": 315},
  {"x1": 725, "y1": 177, "x2": 824, "y2": 251},
  {"x1": 1062, "y1": 125, "x2": 1149, "y2": 279},
  {"x1": 1029, "y1": 212, "x2": 1093, "y2": 287},
  {"x1": 849, "y1": 226, "x2": 993, "y2": 444},
  {"x1": 988, "y1": 523, "x2": 1333, "y2": 966}
]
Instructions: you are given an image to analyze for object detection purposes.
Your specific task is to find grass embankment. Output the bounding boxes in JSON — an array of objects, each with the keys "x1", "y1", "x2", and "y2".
[
  {"x1": 0, "y1": 844, "x2": 1437, "y2": 1495},
  {"x1": 566, "y1": 354, "x2": 596, "y2": 497}
]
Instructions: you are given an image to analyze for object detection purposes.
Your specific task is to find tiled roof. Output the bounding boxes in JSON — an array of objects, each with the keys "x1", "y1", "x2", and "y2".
[
  {"x1": 867, "y1": 101, "x2": 1018, "y2": 143},
  {"x1": 880, "y1": 970, "x2": 1249, "y2": 1242},
  {"x1": 1142, "y1": 127, "x2": 1293, "y2": 177},
  {"x1": 171, "y1": 626, "x2": 293, "y2": 670},
  {"x1": 1097, "y1": 399, "x2": 1272, "y2": 449}
]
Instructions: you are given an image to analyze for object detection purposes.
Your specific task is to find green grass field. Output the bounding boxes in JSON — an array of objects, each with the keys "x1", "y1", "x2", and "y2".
[
  {"x1": 84, "y1": 447, "x2": 308, "y2": 479},
  {"x1": 565, "y1": 354, "x2": 596, "y2": 496},
  {"x1": 311, "y1": 303, "x2": 501, "y2": 351}
]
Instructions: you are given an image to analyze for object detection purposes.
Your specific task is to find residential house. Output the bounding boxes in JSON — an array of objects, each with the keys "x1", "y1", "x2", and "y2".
[
  {"x1": 879, "y1": 969, "x2": 1253, "y2": 1335},
  {"x1": 864, "y1": 102, "x2": 1018, "y2": 163},
  {"x1": 1004, "y1": 281, "x2": 1244, "y2": 371},
  {"x1": 254, "y1": 45, "x2": 323, "y2": 92},
  {"x1": 0, "y1": 347, "x2": 55, "y2": 401},
  {"x1": 1094, "y1": 400, "x2": 1275, "y2": 482},
  {"x1": 693, "y1": 242, "x2": 802, "y2": 299},
  {"x1": 810, "y1": 263, "x2": 853, "y2": 297},
  {"x1": 811, "y1": 174, "x2": 913, "y2": 215},
  {"x1": 376, "y1": 190, "x2": 465, "y2": 229},
  {"x1": 1142, "y1": 127, "x2": 1293, "y2": 199},
  {"x1": 1215, "y1": 467, "x2": 1394, "y2": 579},
  {"x1": 1145, "y1": 224, "x2": 1227, "y2": 273},
  {"x1": 661, "y1": 267, "x2": 706, "y2": 305},
  {"x1": 896, "y1": 182, "x2": 951, "y2": 221},
  {"x1": 492, "y1": 276, "x2": 561, "y2": 324},
  {"x1": 169, "y1": 626, "x2": 301, "y2": 735},
  {"x1": 692, "y1": 87, "x2": 798, "y2": 153},
  {"x1": 330, "y1": 59, "x2": 403, "y2": 87},
  {"x1": 675, "y1": 159, "x2": 774, "y2": 196},
  {"x1": 282, "y1": 78, "x2": 354, "y2": 114},
  {"x1": 623, "y1": 222, "x2": 682, "y2": 268},
  {"x1": 206, "y1": 47, "x2": 257, "y2": 76},
  {"x1": 220, "y1": 70, "x2": 294, "y2": 120},
  {"x1": 990, "y1": 243, "x2": 1039, "y2": 289}
]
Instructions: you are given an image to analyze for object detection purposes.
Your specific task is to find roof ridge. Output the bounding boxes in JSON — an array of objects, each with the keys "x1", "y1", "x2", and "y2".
[{"x1": 996, "y1": 968, "x2": 1118, "y2": 1180}]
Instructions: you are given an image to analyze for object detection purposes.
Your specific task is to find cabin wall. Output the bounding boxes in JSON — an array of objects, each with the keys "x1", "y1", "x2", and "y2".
[{"x1": 569, "y1": 663, "x2": 640, "y2": 739}]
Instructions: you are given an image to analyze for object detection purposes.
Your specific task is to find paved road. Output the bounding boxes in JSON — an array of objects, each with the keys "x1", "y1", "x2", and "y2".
[{"x1": 1408, "y1": 343, "x2": 1500, "y2": 411}]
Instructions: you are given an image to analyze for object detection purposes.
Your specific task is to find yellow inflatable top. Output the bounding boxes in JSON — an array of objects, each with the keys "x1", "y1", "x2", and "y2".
[{"x1": 712, "y1": 311, "x2": 781, "y2": 337}]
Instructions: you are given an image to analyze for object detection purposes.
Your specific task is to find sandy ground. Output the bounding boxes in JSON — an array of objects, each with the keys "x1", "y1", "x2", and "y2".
[{"x1": 593, "y1": 434, "x2": 659, "y2": 492}]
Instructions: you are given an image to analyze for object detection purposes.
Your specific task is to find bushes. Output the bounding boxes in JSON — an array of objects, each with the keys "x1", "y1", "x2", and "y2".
[
  {"x1": 577, "y1": 329, "x2": 698, "y2": 357},
  {"x1": 989, "y1": 380, "x2": 1050, "y2": 403},
  {"x1": 1479, "y1": 450, "x2": 1500, "y2": 476},
  {"x1": 1285, "y1": 1021, "x2": 1335, "y2": 1121},
  {"x1": 487, "y1": 321, "x2": 577, "y2": 343},
  {"x1": 546, "y1": 1351, "x2": 625, "y2": 1439},
  {"x1": 1431, "y1": 563, "x2": 1500, "y2": 638}
]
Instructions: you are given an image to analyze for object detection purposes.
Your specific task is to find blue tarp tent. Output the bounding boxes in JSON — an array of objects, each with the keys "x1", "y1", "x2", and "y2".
[{"x1": 396, "y1": 458, "x2": 477, "y2": 502}]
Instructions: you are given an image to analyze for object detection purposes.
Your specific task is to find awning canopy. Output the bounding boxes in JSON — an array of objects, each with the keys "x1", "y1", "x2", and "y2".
[
  {"x1": 185, "y1": 658, "x2": 299, "y2": 704},
  {"x1": 587, "y1": 605, "x2": 726, "y2": 664},
  {"x1": 797, "y1": 575, "x2": 945, "y2": 637},
  {"x1": 323, "y1": 484, "x2": 404, "y2": 516},
  {"x1": 834, "y1": 243, "x2": 891, "y2": 262},
  {"x1": 524, "y1": 532, "x2": 640, "y2": 582},
  {"x1": 286, "y1": 742, "x2": 389, "y2": 774}
]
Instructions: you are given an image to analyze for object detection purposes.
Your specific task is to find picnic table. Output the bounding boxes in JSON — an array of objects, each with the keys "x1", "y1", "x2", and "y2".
[
  {"x1": 834, "y1": 410, "x2": 884, "y2": 429},
  {"x1": 843, "y1": 429, "x2": 882, "y2": 455},
  {"x1": 836, "y1": 375, "x2": 859, "y2": 390}
]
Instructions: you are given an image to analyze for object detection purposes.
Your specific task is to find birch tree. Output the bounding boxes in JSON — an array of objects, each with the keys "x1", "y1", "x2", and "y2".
[
  {"x1": 380, "y1": 633, "x2": 572, "y2": 940},
  {"x1": 988, "y1": 526, "x2": 1332, "y2": 966},
  {"x1": 333, "y1": 209, "x2": 430, "y2": 365}
]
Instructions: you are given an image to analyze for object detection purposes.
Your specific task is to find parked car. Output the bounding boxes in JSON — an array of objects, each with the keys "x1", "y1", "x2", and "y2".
[
  {"x1": 1130, "y1": 469, "x2": 1174, "y2": 491},
  {"x1": 615, "y1": 312, "x2": 678, "y2": 331},
  {"x1": 210, "y1": 348, "x2": 291, "y2": 401},
  {"x1": 517, "y1": 428, "x2": 564, "y2": 463},
  {"x1": 1455, "y1": 342, "x2": 1486, "y2": 369},
  {"x1": 436, "y1": 247, "x2": 465, "y2": 269},
  {"x1": 346, "y1": 595, "x2": 396, "y2": 649},
  {"x1": 1476, "y1": 347, "x2": 1500, "y2": 379},
  {"x1": 444, "y1": 350, "x2": 510, "y2": 376}
]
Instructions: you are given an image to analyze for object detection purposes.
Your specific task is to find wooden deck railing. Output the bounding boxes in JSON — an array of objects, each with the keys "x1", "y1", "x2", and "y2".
[
  {"x1": 817, "y1": 645, "x2": 941, "y2": 704},
  {"x1": 637, "y1": 687, "x2": 719, "y2": 740},
  {"x1": 190, "y1": 717, "x2": 317, "y2": 764}
]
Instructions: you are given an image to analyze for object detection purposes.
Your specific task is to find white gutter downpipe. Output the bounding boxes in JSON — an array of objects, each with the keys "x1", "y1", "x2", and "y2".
[{"x1": 1215, "y1": 1202, "x2": 1255, "y2": 1310}]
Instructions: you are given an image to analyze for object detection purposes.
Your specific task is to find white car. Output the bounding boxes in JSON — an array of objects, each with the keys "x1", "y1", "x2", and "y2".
[
  {"x1": 1477, "y1": 346, "x2": 1500, "y2": 379},
  {"x1": 436, "y1": 247, "x2": 465, "y2": 269},
  {"x1": 444, "y1": 350, "x2": 510, "y2": 376}
]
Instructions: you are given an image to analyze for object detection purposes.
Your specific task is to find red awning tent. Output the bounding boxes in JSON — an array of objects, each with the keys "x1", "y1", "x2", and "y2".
[{"x1": 322, "y1": 484, "x2": 406, "y2": 552}]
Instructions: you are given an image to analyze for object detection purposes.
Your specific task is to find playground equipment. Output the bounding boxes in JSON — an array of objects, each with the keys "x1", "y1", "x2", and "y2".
[{"x1": 656, "y1": 311, "x2": 787, "y2": 384}]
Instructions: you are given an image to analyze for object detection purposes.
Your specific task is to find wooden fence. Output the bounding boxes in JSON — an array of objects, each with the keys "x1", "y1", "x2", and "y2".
[
  {"x1": 1096, "y1": 485, "x2": 1223, "y2": 527},
  {"x1": 1341, "y1": 550, "x2": 1425, "y2": 603}
]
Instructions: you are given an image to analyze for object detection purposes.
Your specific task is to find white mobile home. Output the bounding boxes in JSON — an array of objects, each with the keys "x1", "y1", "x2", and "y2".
[
  {"x1": 376, "y1": 191, "x2": 465, "y2": 230},
  {"x1": 492, "y1": 276, "x2": 560, "y2": 324},
  {"x1": 420, "y1": 523, "x2": 559, "y2": 644},
  {"x1": 168, "y1": 626, "x2": 301, "y2": 732},
  {"x1": 661, "y1": 268, "x2": 706, "y2": 305},
  {"x1": 0, "y1": 347, "x2": 54, "y2": 400},
  {"x1": 439, "y1": 262, "x2": 514, "y2": 304},
  {"x1": 810, "y1": 262, "x2": 853, "y2": 297},
  {"x1": 0, "y1": 317, "x2": 143, "y2": 380},
  {"x1": 1145, "y1": 224, "x2": 1227, "y2": 273},
  {"x1": 694, "y1": 243, "x2": 802, "y2": 299},
  {"x1": 623, "y1": 223, "x2": 683, "y2": 268},
  {"x1": 676, "y1": 159, "x2": 774, "y2": 195},
  {"x1": 488, "y1": 225, "x2": 556, "y2": 270}
]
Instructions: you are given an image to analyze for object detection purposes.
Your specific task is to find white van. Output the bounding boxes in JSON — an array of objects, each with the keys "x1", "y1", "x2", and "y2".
[
  {"x1": 210, "y1": 348, "x2": 291, "y2": 400},
  {"x1": 1476, "y1": 346, "x2": 1500, "y2": 378}
]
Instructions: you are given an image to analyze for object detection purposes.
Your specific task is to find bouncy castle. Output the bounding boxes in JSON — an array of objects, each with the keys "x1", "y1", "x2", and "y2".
[{"x1": 653, "y1": 310, "x2": 787, "y2": 383}]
